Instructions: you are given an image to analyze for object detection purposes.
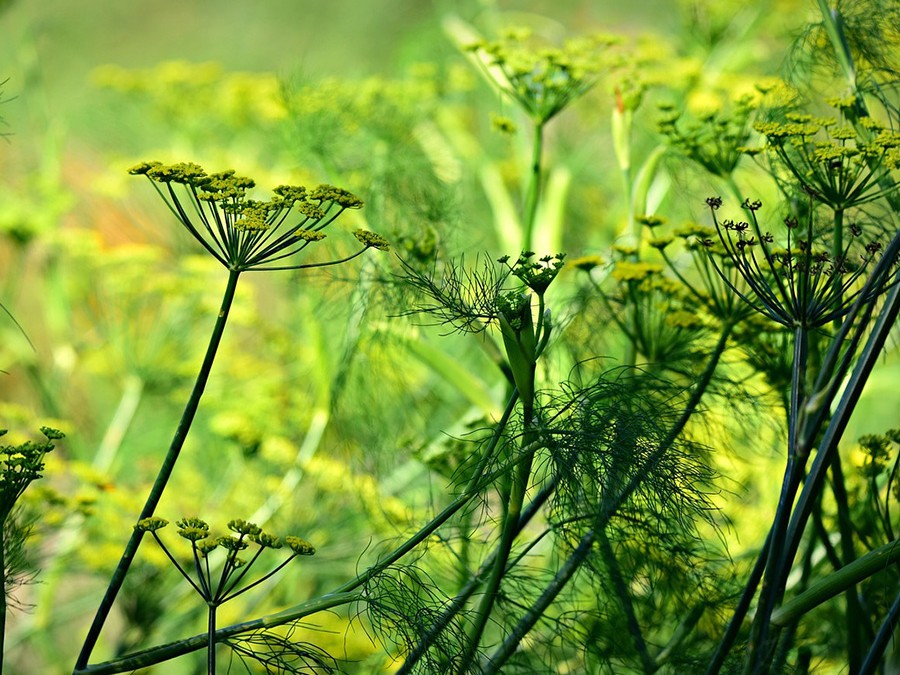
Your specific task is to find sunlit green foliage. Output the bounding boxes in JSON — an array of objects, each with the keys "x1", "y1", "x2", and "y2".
[{"x1": 1, "y1": 1, "x2": 899, "y2": 674}]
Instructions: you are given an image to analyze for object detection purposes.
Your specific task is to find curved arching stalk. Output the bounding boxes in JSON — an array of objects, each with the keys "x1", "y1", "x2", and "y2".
[{"x1": 76, "y1": 269, "x2": 242, "y2": 670}]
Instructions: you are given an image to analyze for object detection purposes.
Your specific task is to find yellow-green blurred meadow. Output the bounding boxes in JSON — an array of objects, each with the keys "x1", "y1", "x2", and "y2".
[{"x1": 1, "y1": 1, "x2": 899, "y2": 673}]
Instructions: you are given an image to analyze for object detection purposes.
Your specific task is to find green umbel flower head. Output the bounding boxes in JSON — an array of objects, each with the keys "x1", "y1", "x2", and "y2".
[
  {"x1": 143, "y1": 516, "x2": 318, "y2": 607},
  {"x1": 0, "y1": 427, "x2": 62, "y2": 522},
  {"x1": 752, "y1": 105, "x2": 900, "y2": 210},
  {"x1": 465, "y1": 27, "x2": 617, "y2": 124},
  {"x1": 704, "y1": 197, "x2": 897, "y2": 328},
  {"x1": 129, "y1": 162, "x2": 388, "y2": 271}
]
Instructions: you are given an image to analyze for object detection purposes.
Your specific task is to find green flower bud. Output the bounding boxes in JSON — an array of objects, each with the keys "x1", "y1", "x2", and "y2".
[
  {"x1": 285, "y1": 536, "x2": 316, "y2": 556},
  {"x1": 227, "y1": 519, "x2": 262, "y2": 536},
  {"x1": 354, "y1": 230, "x2": 390, "y2": 251},
  {"x1": 135, "y1": 517, "x2": 169, "y2": 532}
]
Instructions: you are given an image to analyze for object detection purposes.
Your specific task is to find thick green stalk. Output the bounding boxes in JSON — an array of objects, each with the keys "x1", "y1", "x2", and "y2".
[
  {"x1": 456, "y1": 393, "x2": 536, "y2": 673},
  {"x1": 829, "y1": 452, "x2": 867, "y2": 670},
  {"x1": 75, "y1": 269, "x2": 242, "y2": 670},
  {"x1": 521, "y1": 122, "x2": 544, "y2": 252},
  {"x1": 780, "y1": 281, "x2": 900, "y2": 596},
  {"x1": 860, "y1": 587, "x2": 900, "y2": 675},
  {"x1": 744, "y1": 326, "x2": 809, "y2": 674},
  {"x1": 770, "y1": 536, "x2": 900, "y2": 628},
  {"x1": 745, "y1": 257, "x2": 900, "y2": 674},
  {"x1": 770, "y1": 531, "x2": 817, "y2": 673}
]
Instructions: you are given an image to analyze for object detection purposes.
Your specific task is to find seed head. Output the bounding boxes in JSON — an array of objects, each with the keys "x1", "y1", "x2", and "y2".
[
  {"x1": 227, "y1": 519, "x2": 262, "y2": 537},
  {"x1": 135, "y1": 517, "x2": 169, "y2": 532},
  {"x1": 130, "y1": 161, "x2": 375, "y2": 271},
  {"x1": 354, "y1": 229, "x2": 390, "y2": 251},
  {"x1": 285, "y1": 536, "x2": 316, "y2": 556}
]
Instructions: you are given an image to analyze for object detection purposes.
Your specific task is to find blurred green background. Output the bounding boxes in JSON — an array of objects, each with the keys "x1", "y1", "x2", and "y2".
[{"x1": 1, "y1": 0, "x2": 897, "y2": 673}]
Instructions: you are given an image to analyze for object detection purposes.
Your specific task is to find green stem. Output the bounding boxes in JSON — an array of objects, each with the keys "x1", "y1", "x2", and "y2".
[
  {"x1": 486, "y1": 322, "x2": 734, "y2": 672},
  {"x1": 816, "y1": 0, "x2": 857, "y2": 88},
  {"x1": 597, "y1": 528, "x2": 655, "y2": 673},
  {"x1": 397, "y1": 476, "x2": 557, "y2": 675},
  {"x1": 97, "y1": 387, "x2": 507, "y2": 675},
  {"x1": 811, "y1": 499, "x2": 843, "y2": 570},
  {"x1": 770, "y1": 536, "x2": 900, "y2": 628},
  {"x1": 781, "y1": 280, "x2": 900, "y2": 593},
  {"x1": 458, "y1": 508, "x2": 473, "y2": 592},
  {"x1": 207, "y1": 604, "x2": 216, "y2": 675},
  {"x1": 0, "y1": 243, "x2": 36, "y2": 357},
  {"x1": 332, "y1": 389, "x2": 519, "y2": 596},
  {"x1": 521, "y1": 122, "x2": 544, "y2": 252},
  {"x1": 79, "y1": 444, "x2": 538, "y2": 675},
  {"x1": 744, "y1": 326, "x2": 809, "y2": 674},
  {"x1": 829, "y1": 452, "x2": 867, "y2": 670},
  {"x1": 832, "y1": 208, "x2": 844, "y2": 330},
  {"x1": 75, "y1": 269, "x2": 242, "y2": 670},
  {"x1": 1, "y1": 519, "x2": 6, "y2": 675},
  {"x1": 815, "y1": 1, "x2": 900, "y2": 216},
  {"x1": 724, "y1": 175, "x2": 744, "y2": 208},
  {"x1": 456, "y1": 393, "x2": 536, "y2": 673},
  {"x1": 770, "y1": 528, "x2": 817, "y2": 672},
  {"x1": 748, "y1": 248, "x2": 900, "y2": 673},
  {"x1": 93, "y1": 374, "x2": 145, "y2": 473},
  {"x1": 33, "y1": 375, "x2": 146, "y2": 633},
  {"x1": 74, "y1": 591, "x2": 362, "y2": 675},
  {"x1": 655, "y1": 603, "x2": 706, "y2": 667},
  {"x1": 705, "y1": 533, "x2": 772, "y2": 675},
  {"x1": 221, "y1": 553, "x2": 296, "y2": 604},
  {"x1": 483, "y1": 530, "x2": 595, "y2": 675},
  {"x1": 860, "y1": 586, "x2": 900, "y2": 675}
]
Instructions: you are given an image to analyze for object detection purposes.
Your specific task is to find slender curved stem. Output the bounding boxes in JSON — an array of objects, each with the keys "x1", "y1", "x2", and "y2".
[
  {"x1": 737, "y1": 239, "x2": 900, "y2": 673},
  {"x1": 829, "y1": 452, "x2": 867, "y2": 669},
  {"x1": 770, "y1": 537, "x2": 900, "y2": 629},
  {"x1": 74, "y1": 591, "x2": 362, "y2": 675},
  {"x1": 75, "y1": 269, "x2": 242, "y2": 670},
  {"x1": 76, "y1": 389, "x2": 519, "y2": 675},
  {"x1": 483, "y1": 531, "x2": 595, "y2": 674}
]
